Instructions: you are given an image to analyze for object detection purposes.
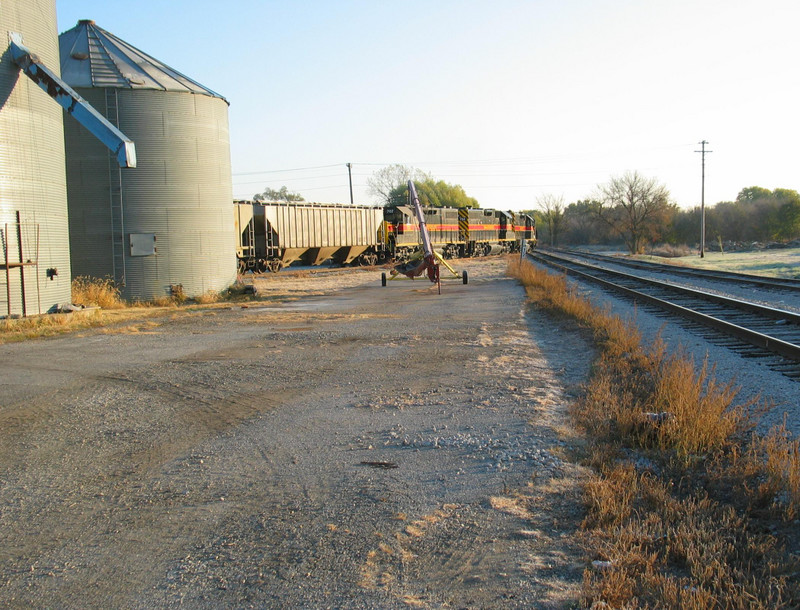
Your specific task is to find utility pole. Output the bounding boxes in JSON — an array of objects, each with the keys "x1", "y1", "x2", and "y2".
[
  {"x1": 346, "y1": 162, "x2": 354, "y2": 204},
  {"x1": 695, "y1": 140, "x2": 712, "y2": 258}
]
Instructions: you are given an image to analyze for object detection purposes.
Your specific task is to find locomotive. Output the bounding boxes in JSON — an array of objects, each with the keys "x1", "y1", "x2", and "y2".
[{"x1": 233, "y1": 200, "x2": 536, "y2": 273}]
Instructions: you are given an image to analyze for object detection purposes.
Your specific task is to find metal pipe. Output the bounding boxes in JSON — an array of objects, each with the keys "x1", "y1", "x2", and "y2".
[{"x1": 9, "y1": 33, "x2": 136, "y2": 168}]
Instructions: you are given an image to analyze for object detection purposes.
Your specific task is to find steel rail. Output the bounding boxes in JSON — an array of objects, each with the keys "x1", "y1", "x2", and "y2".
[
  {"x1": 548, "y1": 247, "x2": 800, "y2": 291},
  {"x1": 529, "y1": 251, "x2": 800, "y2": 362},
  {"x1": 536, "y1": 250, "x2": 800, "y2": 324}
]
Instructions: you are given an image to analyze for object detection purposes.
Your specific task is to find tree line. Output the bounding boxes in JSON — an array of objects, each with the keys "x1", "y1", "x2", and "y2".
[
  {"x1": 533, "y1": 173, "x2": 800, "y2": 253},
  {"x1": 254, "y1": 166, "x2": 800, "y2": 254}
]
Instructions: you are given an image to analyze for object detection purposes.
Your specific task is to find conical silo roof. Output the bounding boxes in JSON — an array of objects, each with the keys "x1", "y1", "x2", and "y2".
[{"x1": 59, "y1": 19, "x2": 227, "y2": 103}]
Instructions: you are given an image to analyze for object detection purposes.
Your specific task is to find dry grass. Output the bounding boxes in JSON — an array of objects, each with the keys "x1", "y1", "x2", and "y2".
[
  {"x1": 1, "y1": 278, "x2": 268, "y2": 344},
  {"x1": 0, "y1": 306, "x2": 174, "y2": 344},
  {"x1": 647, "y1": 243, "x2": 693, "y2": 258},
  {"x1": 72, "y1": 276, "x2": 124, "y2": 309},
  {"x1": 489, "y1": 495, "x2": 533, "y2": 519},
  {"x1": 0, "y1": 308, "x2": 105, "y2": 343},
  {"x1": 195, "y1": 290, "x2": 222, "y2": 304},
  {"x1": 507, "y1": 257, "x2": 800, "y2": 608},
  {"x1": 748, "y1": 418, "x2": 800, "y2": 519}
]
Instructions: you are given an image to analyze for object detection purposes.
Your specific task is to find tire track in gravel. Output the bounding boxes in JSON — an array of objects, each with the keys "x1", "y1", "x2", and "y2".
[
  {"x1": 357, "y1": 299, "x2": 594, "y2": 608},
  {"x1": 0, "y1": 308, "x2": 408, "y2": 607},
  {"x1": 0, "y1": 258, "x2": 595, "y2": 608}
]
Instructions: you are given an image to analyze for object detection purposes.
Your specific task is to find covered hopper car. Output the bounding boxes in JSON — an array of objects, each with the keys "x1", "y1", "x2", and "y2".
[
  {"x1": 234, "y1": 201, "x2": 386, "y2": 272},
  {"x1": 233, "y1": 200, "x2": 535, "y2": 272}
]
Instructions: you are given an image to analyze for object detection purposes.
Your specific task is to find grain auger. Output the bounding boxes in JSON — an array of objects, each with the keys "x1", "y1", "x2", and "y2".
[{"x1": 381, "y1": 181, "x2": 468, "y2": 293}]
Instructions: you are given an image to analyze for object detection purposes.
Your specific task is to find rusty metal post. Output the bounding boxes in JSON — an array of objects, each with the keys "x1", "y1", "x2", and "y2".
[{"x1": 16, "y1": 212, "x2": 26, "y2": 317}]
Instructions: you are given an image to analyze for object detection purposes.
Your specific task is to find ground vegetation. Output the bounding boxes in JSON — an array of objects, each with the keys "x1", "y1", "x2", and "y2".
[{"x1": 508, "y1": 258, "x2": 800, "y2": 608}]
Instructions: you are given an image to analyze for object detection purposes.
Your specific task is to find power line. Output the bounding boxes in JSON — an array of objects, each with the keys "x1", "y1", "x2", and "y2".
[
  {"x1": 232, "y1": 163, "x2": 342, "y2": 176},
  {"x1": 233, "y1": 172, "x2": 347, "y2": 186},
  {"x1": 232, "y1": 142, "x2": 696, "y2": 178}
]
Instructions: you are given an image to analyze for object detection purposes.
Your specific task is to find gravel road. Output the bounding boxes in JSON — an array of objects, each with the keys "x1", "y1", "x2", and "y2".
[{"x1": 0, "y1": 258, "x2": 594, "y2": 609}]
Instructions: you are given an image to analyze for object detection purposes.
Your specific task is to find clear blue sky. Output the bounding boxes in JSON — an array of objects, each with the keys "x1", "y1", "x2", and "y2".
[{"x1": 58, "y1": 0, "x2": 800, "y2": 211}]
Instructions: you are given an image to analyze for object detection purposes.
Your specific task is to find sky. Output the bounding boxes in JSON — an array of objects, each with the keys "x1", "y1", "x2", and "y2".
[{"x1": 57, "y1": 0, "x2": 800, "y2": 212}]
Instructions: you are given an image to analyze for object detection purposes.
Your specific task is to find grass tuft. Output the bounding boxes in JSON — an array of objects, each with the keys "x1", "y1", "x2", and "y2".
[{"x1": 4, "y1": 278, "x2": 262, "y2": 344}]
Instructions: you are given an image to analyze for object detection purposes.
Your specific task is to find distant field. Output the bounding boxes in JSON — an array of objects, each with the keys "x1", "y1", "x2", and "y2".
[{"x1": 636, "y1": 247, "x2": 800, "y2": 279}]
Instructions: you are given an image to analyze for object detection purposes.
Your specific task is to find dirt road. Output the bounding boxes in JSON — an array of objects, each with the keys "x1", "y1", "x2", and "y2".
[{"x1": 0, "y1": 259, "x2": 593, "y2": 608}]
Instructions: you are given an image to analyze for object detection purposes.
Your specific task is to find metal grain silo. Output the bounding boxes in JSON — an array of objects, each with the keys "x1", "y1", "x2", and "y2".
[
  {"x1": 60, "y1": 20, "x2": 237, "y2": 302},
  {"x1": 0, "y1": 0, "x2": 71, "y2": 316}
]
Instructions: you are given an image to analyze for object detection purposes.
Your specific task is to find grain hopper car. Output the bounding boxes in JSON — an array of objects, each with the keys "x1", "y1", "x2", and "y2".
[
  {"x1": 233, "y1": 200, "x2": 536, "y2": 273},
  {"x1": 234, "y1": 201, "x2": 387, "y2": 272}
]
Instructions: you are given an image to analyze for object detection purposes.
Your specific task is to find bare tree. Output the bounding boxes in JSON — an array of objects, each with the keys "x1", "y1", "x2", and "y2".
[
  {"x1": 596, "y1": 171, "x2": 672, "y2": 254},
  {"x1": 536, "y1": 193, "x2": 566, "y2": 247},
  {"x1": 367, "y1": 164, "x2": 430, "y2": 206}
]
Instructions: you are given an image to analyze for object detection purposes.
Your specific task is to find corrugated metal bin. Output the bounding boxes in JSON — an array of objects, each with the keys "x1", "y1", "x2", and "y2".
[
  {"x1": 0, "y1": 0, "x2": 72, "y2": 316},
  {"x1": 60, "y1": 20, "x2": 237, "y2": 302}
]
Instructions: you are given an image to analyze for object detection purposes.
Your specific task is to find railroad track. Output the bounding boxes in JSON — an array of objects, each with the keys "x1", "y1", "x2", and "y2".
[
  {"x1": 549, "y1": 247, "x2": 800, "y2": 292},
  {"x1": 528, "y1": 249, "x2": 800, "y2": 379}
]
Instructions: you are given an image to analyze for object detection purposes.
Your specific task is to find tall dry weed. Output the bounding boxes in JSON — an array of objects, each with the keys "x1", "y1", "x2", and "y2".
[
  {"x1": 195, "y1": 290, "x2": 221, "y2": 304},
  {"x1": 651, "y1": 352, "x2": 747, "y2": 458},
  {"x1": 750, "y1": 418, "x2": 800, "y2": 519},
  {"x1": 72, "y1": 276, "x2": 124, "y2": 309},
  {"x1": 582, "y1": 462, "x2": 639, "y2": 527}
]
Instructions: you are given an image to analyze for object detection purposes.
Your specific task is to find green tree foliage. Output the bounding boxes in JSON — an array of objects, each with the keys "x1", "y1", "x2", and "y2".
[
  {"x1": 387, "y1": 178, "x2": 479, "y2": 209},
  {"x1": 546, "y1": 183, "x2": 800, "y2": 248},
  {"x1": 595, "y1": 171, "x2": 675, "y2": 254},
  {"x1": 253, "y1": 186, "x2": 305, "y2": 202},
  {"x1": 706, "y1": 201, "x2": 749, "y2": 242},
  {"x1": 735, "y1": 186, "x2": 773, "y2": 203},
  {"x1": 702, "y1": 187, "x2": 800, "y2": 243},
  {"x1": 771, "y1": 189, "x2": 800, "y2": 240},
  {"x1": 666, "y1": 206, "x2": 701, "y2": 245}
]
